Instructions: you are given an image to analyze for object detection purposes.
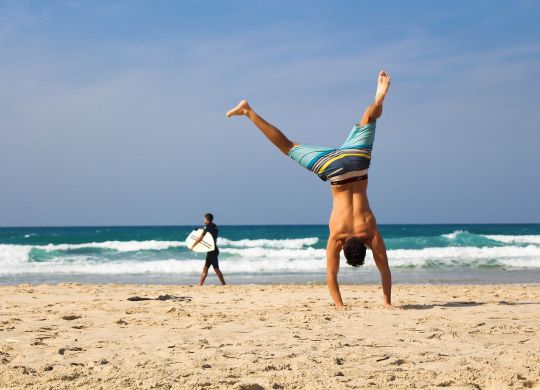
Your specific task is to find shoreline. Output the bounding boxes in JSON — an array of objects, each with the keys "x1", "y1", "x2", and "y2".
[
  {"x1": 2, "y1": 268, "x2": 540, "y2": 286},
  {"x1": 1, "y1": 284, "x2": 539, "y2": 389}
]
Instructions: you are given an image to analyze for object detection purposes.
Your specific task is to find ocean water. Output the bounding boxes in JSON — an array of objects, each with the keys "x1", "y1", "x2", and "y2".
[{"x1": 0, "y1": 224, "x2": 539, "y2": 285}]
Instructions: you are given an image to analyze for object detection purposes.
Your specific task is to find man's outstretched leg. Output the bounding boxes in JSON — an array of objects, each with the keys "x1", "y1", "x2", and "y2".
[
  {"x1": 214, "y1": 267, "x2": 226, "y2": 286},
  {"x1": 359, "y1": 71, "x2": 391, "y2": 126},
  {"x1": 226, "y1": 100, "x2": 298, "y2": 155},
  {"x1": 198, "y1": 266, "x2": 209, "y2": 286}
]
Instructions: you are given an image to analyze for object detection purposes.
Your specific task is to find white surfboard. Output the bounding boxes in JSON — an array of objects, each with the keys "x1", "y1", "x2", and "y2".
[{"x1": 186, "y1": 229, "x2": 215, "y2": 253}]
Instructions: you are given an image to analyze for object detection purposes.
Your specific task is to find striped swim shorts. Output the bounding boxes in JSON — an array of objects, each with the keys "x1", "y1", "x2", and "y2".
[{"x1": 288, "y1": 121, "x2": 376, "y2": 184}]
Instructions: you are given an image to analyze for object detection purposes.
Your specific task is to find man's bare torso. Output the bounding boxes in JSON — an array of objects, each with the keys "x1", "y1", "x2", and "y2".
[
  {"x1": 326, "y1": 178, "x2": 392, "y2": 308},
  {"x1": 329, "y1": 179, "x2": 377, "y2": 248}
]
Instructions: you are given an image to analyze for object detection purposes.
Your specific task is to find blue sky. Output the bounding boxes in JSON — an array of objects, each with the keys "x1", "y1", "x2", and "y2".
[{"x1": 1, "y1": 0, "x2": 539, "y2": 226}]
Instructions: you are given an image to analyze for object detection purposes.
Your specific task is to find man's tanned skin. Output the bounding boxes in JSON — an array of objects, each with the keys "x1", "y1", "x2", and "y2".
[
  {"x1": 327, "y1": 181, "x2": 392, "y2": 308},
  {"x1": 226, "y1": 71, "x2": 393, "y2": 309}
]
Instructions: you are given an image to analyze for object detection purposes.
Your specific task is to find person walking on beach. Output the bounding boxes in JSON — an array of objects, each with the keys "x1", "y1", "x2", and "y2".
[
  {"x1": 226, "y1": 71, "x2": 393, "y2": 309},
  {"x1": 190, "y1": 213, "x2": 226, "y2": 286}
]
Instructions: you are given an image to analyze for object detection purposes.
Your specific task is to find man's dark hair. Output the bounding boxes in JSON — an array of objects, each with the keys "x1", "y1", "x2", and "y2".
[
  {"x1": 204, "y1": 213, "x2": 214, "y2": 222},
  {"x1": 343, "y1": 237, "x2": 367, "y2": 267}
]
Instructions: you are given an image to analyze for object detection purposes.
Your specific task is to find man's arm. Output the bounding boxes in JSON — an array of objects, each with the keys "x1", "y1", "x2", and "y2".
[
  {"x1": 190, "y1": 230, "x2": 207, "y2": 250},
  {"x1": 368, "y1": 230, "x2": 393, "y2": 307},
  {"x1": 326, "y1": 237, "x2": 345, "y2": 308}
]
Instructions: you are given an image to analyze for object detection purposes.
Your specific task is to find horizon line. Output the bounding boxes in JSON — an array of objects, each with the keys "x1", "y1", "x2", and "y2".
[{"x1": 1, "y1": 222, "x2": 539, "y2": 229}]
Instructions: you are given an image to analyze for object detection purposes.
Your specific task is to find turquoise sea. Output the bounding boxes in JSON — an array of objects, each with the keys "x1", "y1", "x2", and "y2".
[{"x1": 0, "y1": 224, "x2": 539, "y2": 285}]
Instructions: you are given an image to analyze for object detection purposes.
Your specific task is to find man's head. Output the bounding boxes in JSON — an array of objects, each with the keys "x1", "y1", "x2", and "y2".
[
  {"x1": 204, "y1": 213, "x2": 214, "y2": 225},
  {"x1": 343, "y1": 237, "x2": 367, "y2": 267}
]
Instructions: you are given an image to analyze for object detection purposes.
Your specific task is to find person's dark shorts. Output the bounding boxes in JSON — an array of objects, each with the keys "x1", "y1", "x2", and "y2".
[{"x1": 204, "y1": 250, "x2": 219, "y2": 269}]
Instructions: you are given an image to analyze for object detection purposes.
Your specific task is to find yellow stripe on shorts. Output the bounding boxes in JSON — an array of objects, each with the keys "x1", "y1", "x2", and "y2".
[{"x1": 317, "y1": 152, "x2": 371, "y2": 174}]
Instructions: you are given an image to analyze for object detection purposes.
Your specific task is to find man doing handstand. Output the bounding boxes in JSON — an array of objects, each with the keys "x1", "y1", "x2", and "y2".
[{"x1": 226, "y1": 71, "x2": 393, "y2": 309}]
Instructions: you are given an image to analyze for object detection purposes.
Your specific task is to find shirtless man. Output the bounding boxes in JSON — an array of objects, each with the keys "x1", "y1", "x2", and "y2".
[{"x1": 226, "y1": 71, "x2": 393, "y2": 309}]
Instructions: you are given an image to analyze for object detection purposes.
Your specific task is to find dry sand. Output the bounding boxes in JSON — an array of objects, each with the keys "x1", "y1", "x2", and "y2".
[{"x1": 1, "y1": 284, "x2": 539, "y2": 389}]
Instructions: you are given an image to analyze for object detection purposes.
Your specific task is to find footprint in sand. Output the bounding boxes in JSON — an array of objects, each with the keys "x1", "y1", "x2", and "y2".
[
  {"x1": 61, "y1": 315, "x2": 82, "y2": 321},
  {"x1": 58, "y1": 346, "x2": 84, "y2": 355},
  {"x1": 71, "y1": 323, "x2": 89, "y2": 329},
  {"x1": 0, "y1": 351, "x2": 11, "y2": 364},
  {"x1": 236, "y1": 384, "x2": 264, "y2": 390}
]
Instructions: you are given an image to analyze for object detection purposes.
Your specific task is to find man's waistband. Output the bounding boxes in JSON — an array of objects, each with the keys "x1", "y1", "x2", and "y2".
[{"x1": 330, "y1": 174, "x2": 368, "y2": 186}]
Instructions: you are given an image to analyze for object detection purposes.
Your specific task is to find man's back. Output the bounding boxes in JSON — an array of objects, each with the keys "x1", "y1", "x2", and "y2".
[
  {"x1": 329, "y1": 180, "x2": 377, "y2": 242},
  {"x1": 204, "y1": 223, "x2": 219, "y2": 249}
]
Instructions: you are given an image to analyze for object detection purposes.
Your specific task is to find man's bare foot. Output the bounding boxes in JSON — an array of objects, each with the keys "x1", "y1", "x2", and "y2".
[
  {"x1": 374, "y1": 70, "x2": 391, "y2": 105},
  {"x1": 384, "y1": 303, "x2": 400, "y2": 310},
  {"x1": 226, "y1": 99, "x2": 251, "y2": 117}
]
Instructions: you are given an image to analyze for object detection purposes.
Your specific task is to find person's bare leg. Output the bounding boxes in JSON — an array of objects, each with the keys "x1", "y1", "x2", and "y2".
[
  {"x1": 226, "y1": 100, "x2": 298, "y2": 155},
  {"x1": 214, "y1": 268, "x2": 226, "y2": 285},
  {"x1": 359, "y1": 71, "x2": 391, "y2": 126},
  {"x1": 198, "y1": 267, "x2": 209, "y2": 286}
]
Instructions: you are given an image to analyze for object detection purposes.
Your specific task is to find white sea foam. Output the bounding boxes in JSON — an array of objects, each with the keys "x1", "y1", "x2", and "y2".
[
  {"x1": 1, "y1": 243, "x2": 540, "y2": 275},
  {"x1": 441, "y1": 230, "x2": 466, "y2": 239},
  {"x1": 441, "y1": 231, "x2": 540, "y2": 246},
  {"x1": 1, "y1": 237, "x2": 319, "y2": 254},
  {"x1": 387, "y1": 245, "x2": 540, "y2": 268},
  {"x1": 0, "y1": 245, "x2": 32, "y2": 268},
  {"x1": 483, "y1": 235, "x2": 540, "y2": 245},
  {"x1": 220, "y1": 247, "x2": 325, "y2": 259},
  {"x1": 35, "y1": 240, "x2": 186, "y2": 252},
  {"x1": 0, "y1": 257, "x2": 329, "y2": 275},
  {"x1": 218, "y1": 237, "x2": 319, "y2": 249}
]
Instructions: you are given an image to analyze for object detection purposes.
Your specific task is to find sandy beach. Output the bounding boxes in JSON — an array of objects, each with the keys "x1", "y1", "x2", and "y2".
[{"x1": 1, "y1": 284, "x2": 539, "y2": 389}]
